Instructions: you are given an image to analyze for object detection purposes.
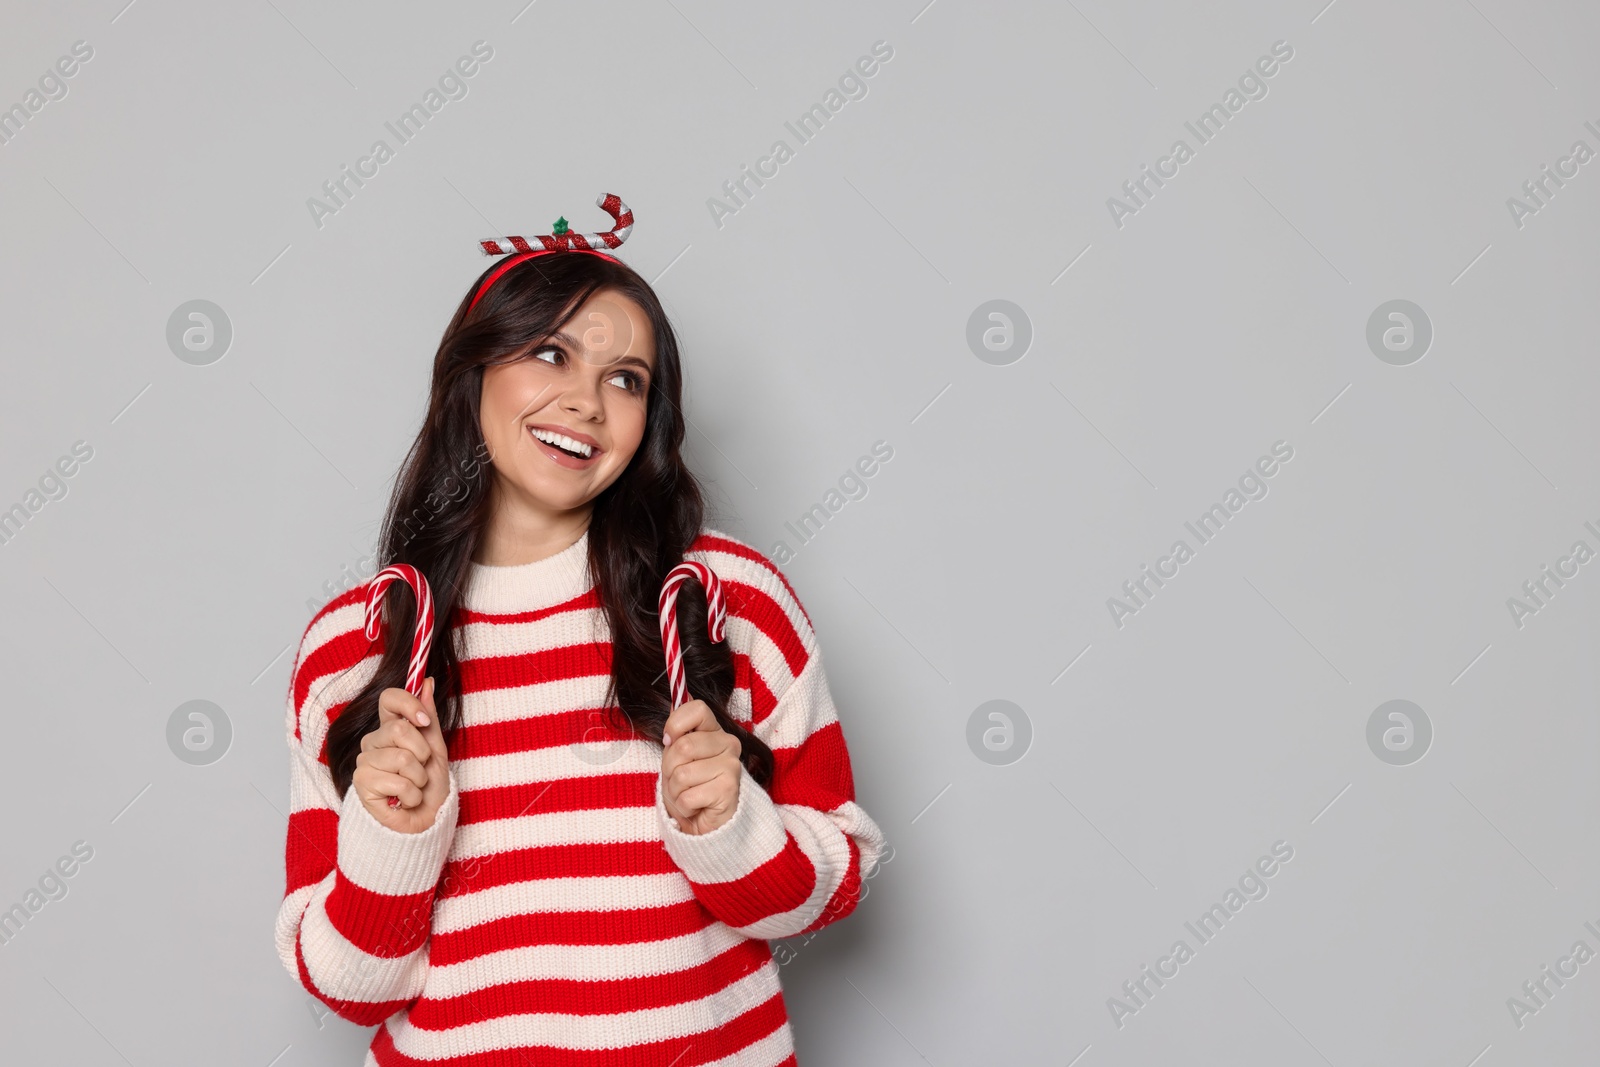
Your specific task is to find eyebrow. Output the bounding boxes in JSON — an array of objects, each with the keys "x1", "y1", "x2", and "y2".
[{"x1": 546, "y1": 330, "x2": 654, "y2": 373}]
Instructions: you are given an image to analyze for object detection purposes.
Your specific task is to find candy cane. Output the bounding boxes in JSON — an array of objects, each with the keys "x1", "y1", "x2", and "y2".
[
  {"x1": 363, "y1": 564, "x2": 435, "y2": 807},
  {"x1": 480, "y1": 193, "x2": 634, "y2": 256},
  {"x1": 658, "y1": 561, "x2": 726, "y2": 709}
]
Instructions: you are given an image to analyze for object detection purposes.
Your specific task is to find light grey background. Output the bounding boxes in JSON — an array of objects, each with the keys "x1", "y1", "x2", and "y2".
[{"x1": 2, "y1": 0, "x2": 1597, "y2": 1064}]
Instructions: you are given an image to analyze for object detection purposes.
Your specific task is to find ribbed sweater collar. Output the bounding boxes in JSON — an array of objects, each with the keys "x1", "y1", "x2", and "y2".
[{"x1": 462, "y1": 530, "x2": 592, "y2": 614}]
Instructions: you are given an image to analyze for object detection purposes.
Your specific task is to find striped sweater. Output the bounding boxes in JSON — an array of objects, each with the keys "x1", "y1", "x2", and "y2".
[{"x1": 275, "y1": 529, "x2": 886, "y2": 1066}]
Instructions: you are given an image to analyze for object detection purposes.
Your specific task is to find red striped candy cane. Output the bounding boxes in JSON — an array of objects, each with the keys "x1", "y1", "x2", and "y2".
[
  {"x1": 658, "y1": 561, "x2": 726, "y2": 709},
  {"x1": 480, "y1": 193, "x2": 634, "y2": 255},
  {"x1": 364, "y1": 564, "x2": 435, "y2": 807}
]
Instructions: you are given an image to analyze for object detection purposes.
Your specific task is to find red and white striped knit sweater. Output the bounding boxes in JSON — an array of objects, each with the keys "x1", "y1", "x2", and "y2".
[{"x1": 275, "y1": 529, "x2": 885, "y2": 1066}]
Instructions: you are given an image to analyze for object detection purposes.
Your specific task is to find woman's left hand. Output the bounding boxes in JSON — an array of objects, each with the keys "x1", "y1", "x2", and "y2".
[{"x1": 660, "y1": 700, "x2": 742, "y2": 835}]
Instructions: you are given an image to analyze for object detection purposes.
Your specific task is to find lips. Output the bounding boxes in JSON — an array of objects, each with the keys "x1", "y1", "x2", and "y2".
[{"x1": 527, "y1": 424, "x2": 602, "y2": 469}]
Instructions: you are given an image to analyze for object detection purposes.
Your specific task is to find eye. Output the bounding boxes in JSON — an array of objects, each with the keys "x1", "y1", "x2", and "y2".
[
  {"x1": 531, "y1": 345, "x2": 563, "y2": 366},
  {"x1": 605, "y1": 370, "x2": 647, "y2": 394}
]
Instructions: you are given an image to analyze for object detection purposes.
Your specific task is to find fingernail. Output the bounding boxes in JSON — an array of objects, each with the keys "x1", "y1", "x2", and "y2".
[{"x1": 418, "y1": 712, "x2": 430, "y2": 726}]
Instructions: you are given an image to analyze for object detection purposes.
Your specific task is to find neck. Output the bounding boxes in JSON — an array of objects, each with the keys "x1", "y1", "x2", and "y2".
[{"x1": 475, "y1": 482, "x2": 592, "y2": 566}]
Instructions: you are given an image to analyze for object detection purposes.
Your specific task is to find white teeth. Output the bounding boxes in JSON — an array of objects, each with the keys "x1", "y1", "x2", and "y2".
[{"x1": 530, "y1": 427, "x2": 593, "y2": 458}]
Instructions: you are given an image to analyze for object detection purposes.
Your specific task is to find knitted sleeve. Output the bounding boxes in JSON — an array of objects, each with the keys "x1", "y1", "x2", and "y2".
[
  {"x1": 273, "y1": 590, "x2": 460, "y2": 1025},
  {"x1": 656, "y1": 532, "x2": 888, "y2": 940}
]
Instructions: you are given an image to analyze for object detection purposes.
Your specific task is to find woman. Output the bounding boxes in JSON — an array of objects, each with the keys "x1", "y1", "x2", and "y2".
[{"x1": 275, "y1": 216, "x2": 886, "y2": 1066}]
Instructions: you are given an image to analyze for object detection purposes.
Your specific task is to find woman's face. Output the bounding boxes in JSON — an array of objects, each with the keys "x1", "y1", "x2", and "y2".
[{"x1": 479, "y1": 287, "x2": 656, "y2": 517}]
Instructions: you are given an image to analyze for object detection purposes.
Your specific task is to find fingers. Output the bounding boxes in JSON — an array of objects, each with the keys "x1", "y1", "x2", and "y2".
[
  {"x1": 423, "y1": 753, "x2": 451, "y2": 795},
  {"x1": 359, "y1": 747, "x2": 429, "y2": 791},
  {"x1": 658, "y1": 701, "x2": 743, "y2": 827},
  {"x1": 369, "y1": 677, "x2": 448, "y2": 762},
  {"x1": 356, "y1": 679, "x2": 449, "y2": 825},
  {"x1": 360, "y1": 717, "x2": 432, "y2": 767},
  {"x1": 356, "y1": 769, "x2": 424, "y2": 809},
  {"x1": 661, "y1": 727, "x2": 741, "y2": 824},
  {"x1": 378, "y1": 681, "x2": 432, "y2": 730},
  {"x1": 662, "y1": 699, "x2": 721, "y2": 747},
  {"x1": 667, "y1": 754, "x2": 733, "y2": 796},
  {"x1": 417, "y1": 678, "x2": 448, "y2": 764},
  {"x1": 662, "y1": 730, "x2": 740, "y2": 765},
  {"x1": 673, "y1": 781, "x2": 735, "y2": 815}
]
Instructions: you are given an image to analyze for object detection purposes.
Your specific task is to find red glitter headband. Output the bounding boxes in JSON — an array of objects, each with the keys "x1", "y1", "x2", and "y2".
[{"x1": 468, "y1": 192, "x2": 633, "y2": 314}]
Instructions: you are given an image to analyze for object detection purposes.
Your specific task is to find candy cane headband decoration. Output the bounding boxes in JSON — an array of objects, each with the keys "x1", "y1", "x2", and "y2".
[
  {"x1": 658, "y1": 561, "x2": 727, "y2": 709},
  {"x1": 468, "y1": 192, "x2": 634, "y2": 315},
  {"x1": 364, "y1": 564, "x2": 436, "y2": 807}
]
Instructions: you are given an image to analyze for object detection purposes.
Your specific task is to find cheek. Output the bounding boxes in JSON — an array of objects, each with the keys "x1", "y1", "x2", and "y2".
[
  {"x1": 607, "y1": 398, "x2": 650, "y2": 461},
  {"x1": 483, "y1": 365, "x2": 554, "y2": 438},
  {"x1": 480, "y1": 367, "x2": 514, "y2": 426}
]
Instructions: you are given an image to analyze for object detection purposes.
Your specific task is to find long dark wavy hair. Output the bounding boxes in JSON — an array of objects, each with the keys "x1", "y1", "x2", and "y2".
[{"x1": 324, "y1": 252, "x2": 775, "y2": 796}]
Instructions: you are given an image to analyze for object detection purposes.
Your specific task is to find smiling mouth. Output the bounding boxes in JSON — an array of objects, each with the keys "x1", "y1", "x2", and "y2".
[{"x1": 528, "y1": 425, "x2": 599, "y2": 461}]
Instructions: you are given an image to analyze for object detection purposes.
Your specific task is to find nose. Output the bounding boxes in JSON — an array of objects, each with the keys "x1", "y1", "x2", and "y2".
[{"x1": 558, "y1": 370, "x2": 603, "y2": 421}]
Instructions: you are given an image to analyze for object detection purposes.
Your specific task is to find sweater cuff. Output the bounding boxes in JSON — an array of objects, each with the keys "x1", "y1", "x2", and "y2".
[
  {"x1": 656, "y1": 762, "x2": 789, "y2": 884},
  {"x1": 336, "y1": 774, "x2": 460, "y2": 895}
]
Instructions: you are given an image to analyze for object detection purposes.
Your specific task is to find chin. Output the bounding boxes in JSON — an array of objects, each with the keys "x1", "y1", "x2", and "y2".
[
  {"x1": 521, "y1": 471, "x2": 602, "y2": 511},
  {"x1": 528, "y1": 485, "x2": 591, "y2": 512}
]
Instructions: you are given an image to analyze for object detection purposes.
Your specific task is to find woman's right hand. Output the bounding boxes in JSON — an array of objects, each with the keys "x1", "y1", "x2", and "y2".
[{"x1": 353, "y1": 677, "x2": 451, "y2": 833}]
